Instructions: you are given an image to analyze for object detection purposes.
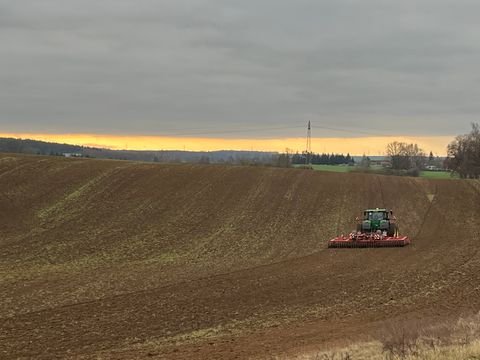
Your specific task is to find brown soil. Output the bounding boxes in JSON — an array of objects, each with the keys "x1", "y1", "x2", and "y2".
[{"x1": 0, "y1": 153, "x2": 479, "y2": 359}]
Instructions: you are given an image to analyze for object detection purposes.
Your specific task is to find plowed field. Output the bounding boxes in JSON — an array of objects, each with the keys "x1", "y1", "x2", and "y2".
[{"x1": 1, "y1": 154, "x2": 479, "y2": 359}]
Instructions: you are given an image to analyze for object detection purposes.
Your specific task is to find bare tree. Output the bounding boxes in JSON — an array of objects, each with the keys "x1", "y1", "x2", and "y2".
[
  {"x1": 386, "y1": 142, "x2": 426, "y2": 170},
  {"x1": 447, "y1": 123, "x2": 480, "y2": 179},
  {"x1": 359, "y1": 154, "x2": 371, "y2": 168}
]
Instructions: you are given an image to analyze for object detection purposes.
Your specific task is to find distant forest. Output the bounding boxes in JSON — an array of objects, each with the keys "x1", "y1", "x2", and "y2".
[
  {"x1": 0, "y1": 137, "x2": 85, "y2": 156},
  {"x1": 291, "y1": 152, "x2": 355, "y2": 165},
  {"x1": 0, "y1": 137, "x2": 361, "y2": 167},
  {"x1": 0, "y1": 137, "x2": 276, "y2": 164}
]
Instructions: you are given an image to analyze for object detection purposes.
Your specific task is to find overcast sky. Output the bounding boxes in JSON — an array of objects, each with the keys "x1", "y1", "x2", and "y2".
[{"x1": 1, "y1": 0, "x2": 479, "y2": 139}]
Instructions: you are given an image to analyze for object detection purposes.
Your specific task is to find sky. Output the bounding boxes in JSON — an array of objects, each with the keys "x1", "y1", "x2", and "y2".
[{"x1": 1, "y1": 0, "x2": 479, "y2": 154}]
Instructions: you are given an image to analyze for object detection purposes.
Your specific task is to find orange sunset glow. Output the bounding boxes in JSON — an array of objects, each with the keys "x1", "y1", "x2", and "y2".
[{"x1": 0, "y1": 132, "x2": 454, "y2": 155}]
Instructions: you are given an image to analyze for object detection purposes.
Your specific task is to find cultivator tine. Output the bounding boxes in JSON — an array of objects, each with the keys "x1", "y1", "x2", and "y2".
[{"x1": 328, "y1": 236, "x2": 410, "y2": 248}]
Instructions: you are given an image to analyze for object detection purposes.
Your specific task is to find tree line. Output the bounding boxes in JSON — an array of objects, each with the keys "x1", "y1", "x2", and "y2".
[
  {"x1": 291, "y1": 152, "x2": 355, "y2": 165},
  {"x1": 3, "y1": 123, "x2": 479, "y2": 178},
  {"x1": 364, "y1": 122, "x2": 479, "y2": 178},
  {"x1": 268, "y1": 123, "x2": 480, "y2": 178}
]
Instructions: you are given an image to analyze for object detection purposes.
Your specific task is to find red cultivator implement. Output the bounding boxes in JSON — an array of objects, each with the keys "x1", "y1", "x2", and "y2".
[
  {"x1": 328, "y1": 208, "x2": 411, "y2": 248},
  {"x1": 328, "y1": 232, "x2": 410, "y2": 248}
]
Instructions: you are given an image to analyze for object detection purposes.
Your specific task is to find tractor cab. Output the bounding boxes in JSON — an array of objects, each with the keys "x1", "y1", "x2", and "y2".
[{"x1": 361, "y1": 208, "x2": 391, "y2": 233}]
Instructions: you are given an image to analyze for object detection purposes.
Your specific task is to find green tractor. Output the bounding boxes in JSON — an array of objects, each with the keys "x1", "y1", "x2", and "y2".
[
  {"x1": 356, "y1": 208, "x2": 398, "y2": 237},
  {"x1": 329, "y1": 208, "x2": 409, "y2": 248}
]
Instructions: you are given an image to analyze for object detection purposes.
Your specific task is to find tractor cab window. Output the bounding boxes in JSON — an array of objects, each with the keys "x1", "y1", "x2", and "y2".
[
  {"x1": 366, "y1": 211, "x2": 385, "y2": 221},
  {"x1": 374, "y1": 212, "x2": 386, "y2": 220}
]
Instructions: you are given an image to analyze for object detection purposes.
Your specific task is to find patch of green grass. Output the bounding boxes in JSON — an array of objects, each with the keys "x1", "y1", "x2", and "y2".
[
  {"x1": 295, "y1": 164, "x2": 458, "y2": 180},
  {"x1": 294, "y1": 164, "x2": 351, "y2": 172},
  {"x1": 419, "y1": 171, "x2": 457, "y2": 179}
]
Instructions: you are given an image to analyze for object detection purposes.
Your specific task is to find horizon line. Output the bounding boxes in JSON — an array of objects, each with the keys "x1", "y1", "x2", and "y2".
[{"x1": 0, "y1": 132, "x2": 454, "y2": 156}]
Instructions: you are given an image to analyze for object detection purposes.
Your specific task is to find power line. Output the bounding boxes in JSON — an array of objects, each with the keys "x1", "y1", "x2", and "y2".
[
  {"x1": 156, "y1": 125, "x2": 305, "y2": 137},
  {"x1": 152, "y1": 122, "x2": 419, "y2": 138},
  {"x1": 311, "y1": 124, "x2": 398, "y2": 137}
]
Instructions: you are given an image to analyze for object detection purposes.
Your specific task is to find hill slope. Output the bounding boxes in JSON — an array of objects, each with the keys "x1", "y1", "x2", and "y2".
[
  {"x1": 0, "y1": 154, "x2": 479, "y2": 359},
  {"x1": 0, "y1": 137, "x2": 276, "y2": 163}
]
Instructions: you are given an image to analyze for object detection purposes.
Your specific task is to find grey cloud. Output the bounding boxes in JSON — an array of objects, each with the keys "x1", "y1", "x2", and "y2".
[{"x1": 1, "y1": 0, "x2": 480, "y2": 137}]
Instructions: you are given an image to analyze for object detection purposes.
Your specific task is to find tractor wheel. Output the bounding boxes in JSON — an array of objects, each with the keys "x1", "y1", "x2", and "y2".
[{"x1": 388, "y1": 223, "x2": 397, "y2": 237}]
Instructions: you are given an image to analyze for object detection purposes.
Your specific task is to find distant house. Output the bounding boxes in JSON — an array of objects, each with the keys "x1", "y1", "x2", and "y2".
[
  {"x1": 370, "y1": 159, "x2": 390, "y2": 167},
  {"x1": 425, "y1": 165, "x2": 442, "y2": 171},
  {"x1": 380, "y1": 160, "x2": 392, "y2": 168},
  {"x1": 63, "y1": 153, "x2": 83, "y2": 158}
]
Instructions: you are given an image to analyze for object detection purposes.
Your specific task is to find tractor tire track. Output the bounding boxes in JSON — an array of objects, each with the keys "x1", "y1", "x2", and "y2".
[{"x1": 413, "y1": 183, "x2": 439, "y2": 241}]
